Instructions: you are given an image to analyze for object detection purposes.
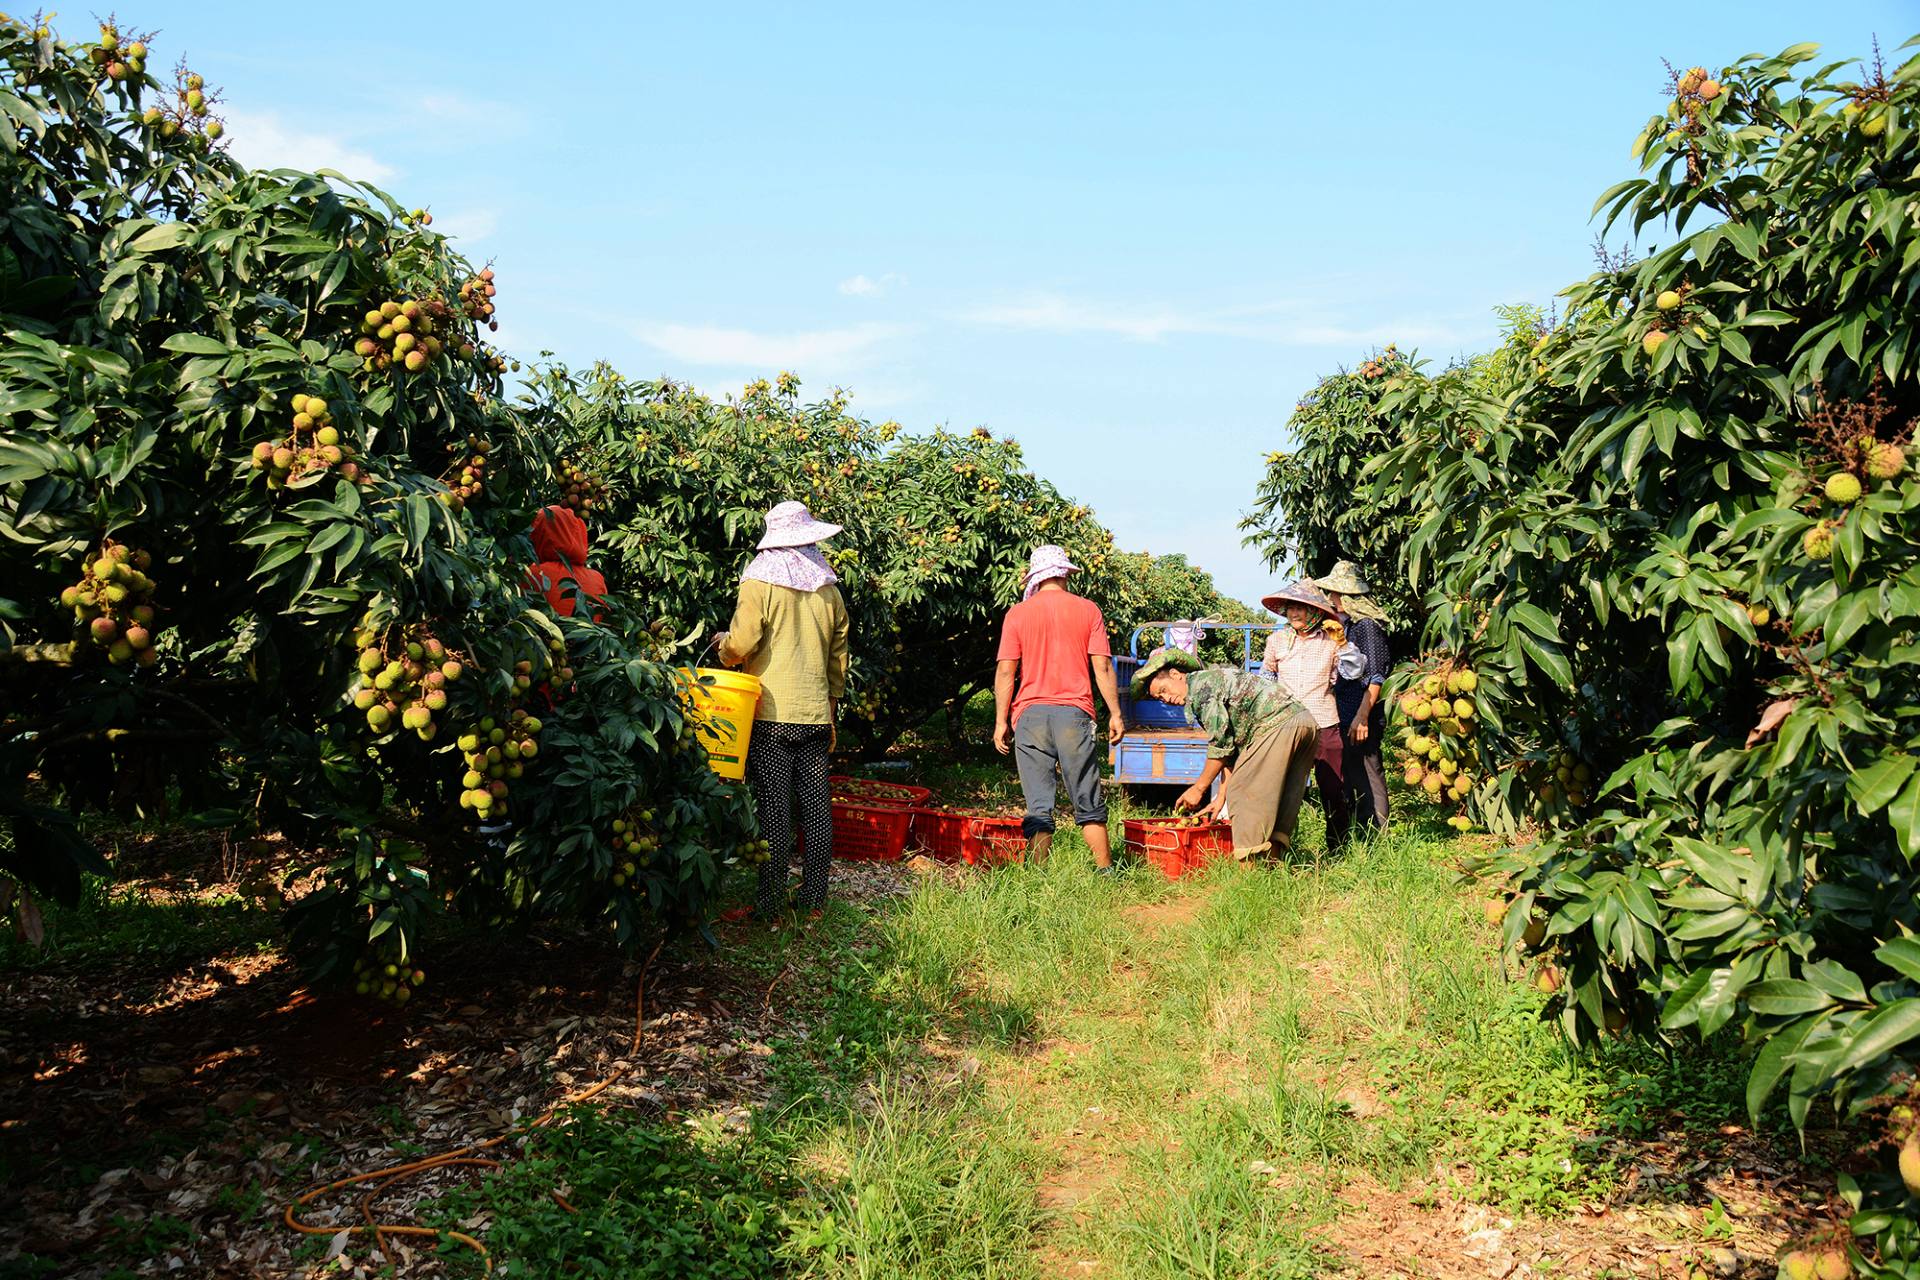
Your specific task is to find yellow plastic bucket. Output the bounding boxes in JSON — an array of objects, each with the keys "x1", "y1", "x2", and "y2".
[{"x1": 677, "y1": 668, "x2": 761, "y2": 779}]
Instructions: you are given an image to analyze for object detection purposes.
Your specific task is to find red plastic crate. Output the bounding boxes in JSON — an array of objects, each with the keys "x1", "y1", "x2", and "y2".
[
  {"x1": 964, "y1": 815, "x2": 1027, "y2": 866},
  {"x1": 1122, "y1": 817, "x2": 1233, "y2": 879},
  {"x1": 908, "y1": 808, "x2": 972, "y2": 863},
  {"x1": 830, "y1": 775, "x2": 932, "y2": 808},
  {"x1": 829, "y1": 799, "x2": 914, "y2": 862}
]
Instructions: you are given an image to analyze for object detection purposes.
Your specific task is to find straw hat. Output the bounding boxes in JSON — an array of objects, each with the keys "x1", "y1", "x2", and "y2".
[
  {"x1": 1311, "y1": 561, "x2": 1372, "y2": 597},
  {"x1": 756, "y1": 500, "x2": 843, "y2": 549},
  {"x1": 1129, "y1": 646, "x2": 1203, "y2": 700},
  {"x1": 1259, "y1": 579, "x2": 1337, "y2": 618}
]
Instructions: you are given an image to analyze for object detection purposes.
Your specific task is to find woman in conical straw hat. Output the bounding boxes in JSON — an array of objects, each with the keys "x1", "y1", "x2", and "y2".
[
  {"x1": 715, "y1": 501, "x2": 850, "y2": 923},
  {"x1": 1258, "y1": 579, "x2": 1350, "y2": 853},
  {"x1": 1313, "y1": 561, "x2": 1392, "y2": 834}
]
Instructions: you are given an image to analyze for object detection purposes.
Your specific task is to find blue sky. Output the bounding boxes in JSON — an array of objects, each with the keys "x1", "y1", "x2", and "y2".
[{"x1": 157, "y1": 2, "x2": 1910, "y2": 607}]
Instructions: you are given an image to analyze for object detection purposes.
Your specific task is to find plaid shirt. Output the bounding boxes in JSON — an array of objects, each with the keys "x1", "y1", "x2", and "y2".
[{"x1": 1186, "y1": 666, "x2": 1306, "y2": 762}]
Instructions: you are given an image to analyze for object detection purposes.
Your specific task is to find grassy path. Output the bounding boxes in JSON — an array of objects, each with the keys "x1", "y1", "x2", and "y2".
[
  {"x1": 5, "y1": 805, "x2": 1841, "y2": 1276},
  {"x1": 749, "y1": 828, "x2": 1836, "y2": 1280}
]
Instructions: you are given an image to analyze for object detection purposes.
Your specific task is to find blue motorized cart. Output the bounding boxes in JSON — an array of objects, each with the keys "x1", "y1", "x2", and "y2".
[{"x1": 1110, "y1": 622, "x2": 1280, "y2": 791}]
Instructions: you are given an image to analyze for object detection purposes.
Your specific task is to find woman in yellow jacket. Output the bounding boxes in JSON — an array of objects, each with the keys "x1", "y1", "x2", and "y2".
[{"x1": 716, "y1": 501, "x2": 850, "y2": 920}]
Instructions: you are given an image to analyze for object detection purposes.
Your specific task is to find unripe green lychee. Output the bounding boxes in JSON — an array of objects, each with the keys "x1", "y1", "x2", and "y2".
[
  {"x1": 1656, "y1": 289, "x2": 1681, "y2": 310},
  {"x1": 1824, "y1": 472, "x2": 1862, "y2": 504}
]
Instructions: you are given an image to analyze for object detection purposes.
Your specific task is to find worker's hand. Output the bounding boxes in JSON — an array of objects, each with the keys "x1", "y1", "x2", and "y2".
[
  {"x1": 712, "y1": 631, "x2": 733, "y2": 665},
  {"x1": 829, "y1": 721, "x2": 838, "y2": 753},
  {"x1": 1176, "y1": 784, "x2": 1206, "y2": 812},
  {"x1": 1107, "y1": 711, "x2": 1126, "y2": 745},
  {"x1": 1349, "y1": 716, "x2": 1370, "y2": 744},
  {"x1": 993, "y1": 721, "x2": 1012, "y2": 756},
  {"x1": 1200, "y1": 793, "x2": 1224, "y2": 822}
]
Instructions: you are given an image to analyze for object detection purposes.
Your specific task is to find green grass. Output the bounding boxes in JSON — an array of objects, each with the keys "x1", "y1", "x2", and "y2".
[
  {"x1": 416, "y1": 810, "x2": 1771, "y2": 1276},
  {"x1": 426, "y1": 1106, "x2": 796, "y2": 1279},
  {"x1": 0, "y1": 872, "x2": 278, "y2": 974}
]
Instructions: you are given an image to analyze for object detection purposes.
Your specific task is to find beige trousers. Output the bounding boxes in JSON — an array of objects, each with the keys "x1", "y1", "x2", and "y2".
[{"x1": 1223, "y1": 710, "x2": 1320, "y2": 858}]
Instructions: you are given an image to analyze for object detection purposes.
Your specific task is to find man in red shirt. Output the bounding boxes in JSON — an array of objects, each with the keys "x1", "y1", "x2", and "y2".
[{"x1": 992, "y1": 545, "x2": 1126, "y2": 868}]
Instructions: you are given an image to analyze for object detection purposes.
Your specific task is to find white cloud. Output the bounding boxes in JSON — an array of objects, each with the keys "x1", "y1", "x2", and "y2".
[
  {"x1": 631, "y1": 321, "x2": 907, "y2": 369},
  {"x1": 220, "y1": 112, "x2": 396, "y2": 183},
  {"x1": 428, "y1": 209, "x2": 500, "y2": 244},
  {"x1": 838, "y1": 272, "x2": 904, "y2": 297},
  {"x1": 416, "y1": 93, "x2": 528, "y2": 136},
  {"x1": 960, "y1": 292, "x2": 1475, "y2": 349}
]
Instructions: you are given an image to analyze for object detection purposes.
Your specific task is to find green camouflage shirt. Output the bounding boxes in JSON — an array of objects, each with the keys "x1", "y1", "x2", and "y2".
[{"x1": 1186, "y1": 667, "x2": 1306, "y2": 761}]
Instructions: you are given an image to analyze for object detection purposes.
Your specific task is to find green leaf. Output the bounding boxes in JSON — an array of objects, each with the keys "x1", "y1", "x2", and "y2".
[
  {"x1": 1889, "y1": 773, "x2": 1920, "y2": 861},
  {"x1": 126, "y1": 222, "x2": 196, "y2": 253},
  {"x1": 1848, "y1": 754, "x2": 1916, "y2": 818},
  {"x1": 1823, "y1": 998, "x2": 1920, "y2": 1083},
  {"x1": 1877, "y1": 938, "x2": 1920, "y2": 985},
  {"x1": 1746, "y1": 1014, "x2": 1827, "y2": 1122},
  {"x1": 1746, "y1": 979, "x2": 1836, "y2": 1017},
  {"x1": 160, "y1": 333, "x2": 230, "y2": 356}
]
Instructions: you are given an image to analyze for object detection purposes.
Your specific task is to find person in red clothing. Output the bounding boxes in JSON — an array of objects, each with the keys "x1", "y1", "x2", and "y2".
[
  {"x1": 526, "y1": 504, "x2": 607, "y2": 619},
  {"x1": 992, "y1": 545, "x2": 1125, "y2": 869}
]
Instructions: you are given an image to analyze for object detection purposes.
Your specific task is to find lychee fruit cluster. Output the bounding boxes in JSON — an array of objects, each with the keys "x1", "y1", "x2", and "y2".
[
  {"x1": 1396, "y1": 667, "x2": 1481, "y2": 811},
  {"x1": 60, "y1": 542, "x2": 163, "y2": 667},
  {"x1": 133, "y1": 65, "x2": 225, "y2": 144},
  {"x1": 557, "y1": 458, "x2": 609, "y2": 515},
  {"x1": 250, "y1": 393, "x2": 367, "y2": 490},
  {"x1": 1804, "y1": 436, "x2": 1906, "y2": 561},
  {"x1": 438, "y1": 435, "x2": 492, "y2": 512},
  {"x1": 606, "y1": 808, "x2": 662, "y2": 885},
  {"x1": 1660, "y1": 64, "x2": 1723, "y2": 147},
  {"x1": 458, "y1": 268, "x2": 499, "y2": 330},
  {"x1": 87, "y1": 21, "x2": 147, "y2": 82},
  {"x1": 455, "y1": 707, "x2": 544, "y2": 820},
  {"x1": 1841, "y1": 97, "x2": 1891, "y2": 139},
  {"x1": 1641, "y1": 282, "x2": 1710, "y2": 356},
  {"x1": 1527, "y1": 746, "x2": 1596, "y2": 812},
  {"x1": 354, "y1": 297, "x2": 453, "y2": 374},
  {"x1": 1357, "y1": 346, "x2": 1399, "y2": 380},
  {"x1": 351, "y1": 948, "x2": 425, "y2": 1006},
  {"x1": 350, "y1": 625, "x2": 463, "y2": 742}
]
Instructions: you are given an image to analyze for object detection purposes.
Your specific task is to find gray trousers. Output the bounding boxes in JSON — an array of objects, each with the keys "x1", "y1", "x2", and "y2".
[{"x1": 1013, "y1": 704, "x2": 1107, "y2": 838}]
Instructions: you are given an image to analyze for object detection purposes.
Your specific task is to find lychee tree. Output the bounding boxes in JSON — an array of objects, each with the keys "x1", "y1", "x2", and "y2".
[
  {"x1": 1350, "y1": 38, "x2": 1920, "y2": 1264},
  {"x1": 0, "y1": 17, "x2": 754, "y2": 986},
  {"x1": 518, "y1": 367, "x2": 1137, "y2": 754},
  {"x1": 1239, "y1": 342, "x2": 1432, "y2": 642}
]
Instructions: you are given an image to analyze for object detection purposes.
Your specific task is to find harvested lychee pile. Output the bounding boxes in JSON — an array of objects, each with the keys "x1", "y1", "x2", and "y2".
[
  {"x1": 60, "y1": 542, "x2": 164, "y2": 666},
  {"x1": 354, "y1": 297, "x2": 453, "y2": 374},
  {"x1": 249, "y1": 392, "x2": 366, "y2": 489},
  {"x1": 439, "y1": 434, "x2": 493, "y2": 512}
]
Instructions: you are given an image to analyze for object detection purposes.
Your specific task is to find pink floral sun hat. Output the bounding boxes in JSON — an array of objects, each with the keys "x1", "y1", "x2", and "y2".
[
  {"x1": 1022, "y1": 544, "x2": 1078, "y2": 600},
  {"x1": 756, "y1": 501, "x2": 843, "y2": 550}
]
